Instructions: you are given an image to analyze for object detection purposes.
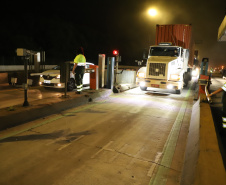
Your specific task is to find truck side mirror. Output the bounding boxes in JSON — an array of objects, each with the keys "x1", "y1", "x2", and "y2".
[{"x1": 143, "y1": 48, "x2": 148, "y2": 59}]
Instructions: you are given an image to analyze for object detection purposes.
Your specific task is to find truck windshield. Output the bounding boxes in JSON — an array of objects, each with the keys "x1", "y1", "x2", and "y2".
[{"x1": 150, "y1": 47, "x2": 180, "y2": 57}]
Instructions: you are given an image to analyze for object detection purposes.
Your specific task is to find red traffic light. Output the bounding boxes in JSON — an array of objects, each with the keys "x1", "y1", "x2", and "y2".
[{"x1": 113, "y1": 50, "x2": 119, "y2": 55}]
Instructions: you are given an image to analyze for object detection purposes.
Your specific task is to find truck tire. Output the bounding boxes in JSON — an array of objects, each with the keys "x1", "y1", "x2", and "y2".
[
  {"x1": 183, "y1": 78, "x2": 189, "y2": 87},
  {"x1": 67, "y1": 78, "x2": 75, "y2": 91},
  {"x1": 140, "y1": 86, "x2": 147, "y2": 91},
  {"x1": 183, "y1": 72, "x2": 190, "y2": 87},
  {"x1": 175, "y1": 89, "x2": 181, "y2": 94}
]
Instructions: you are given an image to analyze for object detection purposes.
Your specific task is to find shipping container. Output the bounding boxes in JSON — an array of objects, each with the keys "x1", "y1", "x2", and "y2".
[{"x1": 155, "y1": 24, "x2": 194, "y2": 66}]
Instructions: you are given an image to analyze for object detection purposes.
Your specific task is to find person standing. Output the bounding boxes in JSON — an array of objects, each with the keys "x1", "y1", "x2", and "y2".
[
  {"x1": 72, "y1": 47, "x2": 86, "y2": 94},
  {"x1": 208, "y1": 82, "x2": 226, "y2": 129}
]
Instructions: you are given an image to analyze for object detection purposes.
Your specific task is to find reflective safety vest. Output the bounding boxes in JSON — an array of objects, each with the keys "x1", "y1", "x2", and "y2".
[
  {"x1": 222, "y1": 117, "x2": 226, "y2": 128},
  {"x1": 74, "y1": 54, "x2": 86, "y2": 66},
  {"x1": 222, "y1": 83, "x2": 226, "y2": 129}
]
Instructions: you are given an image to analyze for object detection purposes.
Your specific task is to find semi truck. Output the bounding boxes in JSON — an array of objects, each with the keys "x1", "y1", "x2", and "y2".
[{"x1": 136, "y1": 24, "x2": 194, "y2": 94}]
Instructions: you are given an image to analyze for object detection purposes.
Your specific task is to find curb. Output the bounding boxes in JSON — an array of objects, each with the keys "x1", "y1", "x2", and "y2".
[{"x1": 181, "y1": 98, "x2": 226, "y2": 185}]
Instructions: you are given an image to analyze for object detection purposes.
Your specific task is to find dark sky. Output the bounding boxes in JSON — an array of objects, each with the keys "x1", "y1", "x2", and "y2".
[{"x1": 1, "y1": 0, "x2": 226, "y2": 67}]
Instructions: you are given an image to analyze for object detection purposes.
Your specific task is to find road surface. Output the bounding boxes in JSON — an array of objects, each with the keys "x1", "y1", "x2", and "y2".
[{"x1": 0, "y1": 84, "x2": 195, "y2": 185}]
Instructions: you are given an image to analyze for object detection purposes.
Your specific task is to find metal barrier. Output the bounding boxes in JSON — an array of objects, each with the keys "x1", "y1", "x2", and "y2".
[{"x1": 205, "y1": 84, "x2": 212, "y2": 103}]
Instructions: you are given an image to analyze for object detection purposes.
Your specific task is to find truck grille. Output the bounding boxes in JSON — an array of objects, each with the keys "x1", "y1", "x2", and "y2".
[{"x1": 149, "y1": 63, "x2": 166, "y2": 77}]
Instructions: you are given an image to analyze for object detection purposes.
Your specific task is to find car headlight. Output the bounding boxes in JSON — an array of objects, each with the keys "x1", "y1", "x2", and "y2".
[
  {"x1": 56, "y1": 75, "x2": 60, "y2": 79},
  {"x1": 170, "y1": 74, "x2": 180, "y2": 81},
  {"x1": 137, "y1": 72, "x2": 145, "y2": 78}
]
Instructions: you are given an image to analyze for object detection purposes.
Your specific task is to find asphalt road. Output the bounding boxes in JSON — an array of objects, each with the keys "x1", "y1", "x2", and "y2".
[{"x1": 0, "y1": 84, "x2": 195, "y2": 185}]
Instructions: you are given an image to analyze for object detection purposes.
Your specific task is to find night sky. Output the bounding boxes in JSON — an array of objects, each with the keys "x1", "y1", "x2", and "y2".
[{"x1": 1, "y1": 0, "x2": 226, "y2": 67}]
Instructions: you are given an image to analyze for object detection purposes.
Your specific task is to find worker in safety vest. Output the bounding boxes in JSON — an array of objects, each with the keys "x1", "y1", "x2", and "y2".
[
  {"x1": 72, "y1": 47, "x2": 86, "y2": 94},
  {"x1": 208, "y1": 82, "x2": 226, "y2": 129}
]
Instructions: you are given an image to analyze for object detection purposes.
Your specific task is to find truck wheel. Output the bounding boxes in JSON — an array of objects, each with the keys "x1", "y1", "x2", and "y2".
[
  {"x1": 175, "y1": 89, "x2": 181, "y2": 94},
  {"x1": 183, "y1": 79, "x2": 188, "y2": 87},
  {"x1": 140, "y1": 86, "x2": 147, "y2": 91},
  {"x1": 67, "y1": 78, "x2": 75, "y2": 91},
  {"x1": 183, "y1": 72, "x2": 190, "y2": 87}
]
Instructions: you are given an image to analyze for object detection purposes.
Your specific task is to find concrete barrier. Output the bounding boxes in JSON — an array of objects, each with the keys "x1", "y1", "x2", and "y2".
[{"x1": 181, "y1": 98, "x2": 226, "y2": 185}]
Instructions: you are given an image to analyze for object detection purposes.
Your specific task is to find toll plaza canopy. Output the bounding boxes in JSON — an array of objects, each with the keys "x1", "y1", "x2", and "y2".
[{"x1": 218, "y1": 15, "x2": 226, "y2": 41}]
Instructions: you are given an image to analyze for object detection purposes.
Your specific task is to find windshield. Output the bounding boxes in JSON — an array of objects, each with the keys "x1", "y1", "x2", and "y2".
[{"x1": 150, "y1": 47, "x2": 180, "y2": 57}]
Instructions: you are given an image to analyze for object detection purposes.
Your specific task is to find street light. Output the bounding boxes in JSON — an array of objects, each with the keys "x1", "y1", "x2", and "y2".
[{"x1": 148, "y1": 8, "x2": 157, "y2": 17}]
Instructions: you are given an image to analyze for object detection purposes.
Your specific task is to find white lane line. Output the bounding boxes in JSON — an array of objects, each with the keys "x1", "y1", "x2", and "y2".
[
  {"x1": 147, "y1": 152, "x2": 162, "y2": 177},
  {"x1": 109, "y1": 143, "x2": 128, "y2": 163},
  {"x1": 58, "y1": 143, "x2": 72, "y2": 151},
  {"x1": 91, "y1": 140, "x2": 114, "y2": 159},
  {"x1": 58, "y1": 135, "x2": 85, "y2": 151}
]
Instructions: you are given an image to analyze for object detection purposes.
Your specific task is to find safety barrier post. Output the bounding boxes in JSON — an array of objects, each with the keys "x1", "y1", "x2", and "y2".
[
  {"x1": 106, "y1": 57, "x2": 115, "y2": 89},
  {"x1": 90, "y1": 65, "x2": 99, "y2": 90},
  {"x1": 98, "y1": 54, "x2": 105, "y2": 88},
  {"x1": 60, "y1": 62, "x2": 70, "y2": 98}
]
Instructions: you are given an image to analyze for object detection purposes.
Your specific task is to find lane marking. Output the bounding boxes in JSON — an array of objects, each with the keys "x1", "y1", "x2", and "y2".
[
  {"x1": 0, "y1": 101, "x2": 105, "y2": 141},
  {"x1": 109, "y1": 143, "x2": 128, "y2": 163},
  {"x1": 149, "y1": 87, "x2": 192, "y2": 185},
  {"x1": 58, "y1": 135, "x2": 85, "y2": 151},
  {"x1": 58, "y1": 143, "x2": 72, "y2": 151},
  {"x1": 91, "y1": 141, "x2": 114, "y2": 159},
  {"x1": 147, "y1": 152, "x2": 162, "y2": 177}
]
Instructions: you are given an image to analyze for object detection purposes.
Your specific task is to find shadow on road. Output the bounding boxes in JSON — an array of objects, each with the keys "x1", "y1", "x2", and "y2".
[{"x1": 0, "y1": 130, "x2": 92, "y2": 143}]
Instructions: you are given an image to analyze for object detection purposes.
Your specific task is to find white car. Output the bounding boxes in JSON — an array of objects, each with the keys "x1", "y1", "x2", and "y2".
[{"x1": 39, "y1": 62, "x2": 94, "y2": 91}]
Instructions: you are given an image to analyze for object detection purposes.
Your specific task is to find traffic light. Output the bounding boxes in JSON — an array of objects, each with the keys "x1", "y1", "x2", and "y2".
[{"x1": 113, "y1": 50, "x2": 119, "y2": 56}]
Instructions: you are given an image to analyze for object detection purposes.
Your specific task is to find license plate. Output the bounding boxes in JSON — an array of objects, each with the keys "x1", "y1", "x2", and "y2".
[
  {"x1": 151, "y1": 84, "x2": 159, "y2": 88},
  {"x1": 44, "y1": 80, "x2": 51, "y2": 84}
]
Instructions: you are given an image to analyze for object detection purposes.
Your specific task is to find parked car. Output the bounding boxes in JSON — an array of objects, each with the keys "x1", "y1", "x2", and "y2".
[{"x1": 39, "y1": 62, "x2": 94, "y2": 91}]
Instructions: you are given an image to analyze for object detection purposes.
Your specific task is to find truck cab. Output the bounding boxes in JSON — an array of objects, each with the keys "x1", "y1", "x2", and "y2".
[{"x1": 136, "y1": 43, "x2": 190, "y2": 94}]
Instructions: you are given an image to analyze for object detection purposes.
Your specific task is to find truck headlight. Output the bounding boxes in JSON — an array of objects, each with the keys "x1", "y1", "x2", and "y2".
[
  {"x1": 170, "y1": 74, "x2": 180, "y2": 81},
  {"x1": 167, "y1": 84, "x2": 173, "y2": 89},
  {"x1": 140, "y1": 82, "x2": 145, "y2": 87},
  {"x1": 192, "y1": 69, "x2": 199, "y2": 76},
  {"x1": 56, "y1": 75, "x2": 60, "y2": 79},
  {"x1": 137, "y1": 72, "x2": 145, "y2": 78}
]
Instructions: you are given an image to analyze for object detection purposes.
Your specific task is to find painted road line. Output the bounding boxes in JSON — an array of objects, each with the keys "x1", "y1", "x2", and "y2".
[
  {"x1": 57, "y1": 135, "x2": 85, "y2": 151},
  {"x1": 108, "y1": 143, "x2": 128, "y2": 163},
  {"x1": 0, "y1": 102, "x2": 104, "y2": 141},
  {"x1": 58, "y1": 143, "x2": 72, "y2": 151},
  {"x1": 149, "y1": 87, "x2": 192, "y2": 185},
  {"x1": 91, "y1": 140, "x2": 114, "y2": 159},
  {"x1": 147, "y1": 152, "x2": 163, "y2": 177}
]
